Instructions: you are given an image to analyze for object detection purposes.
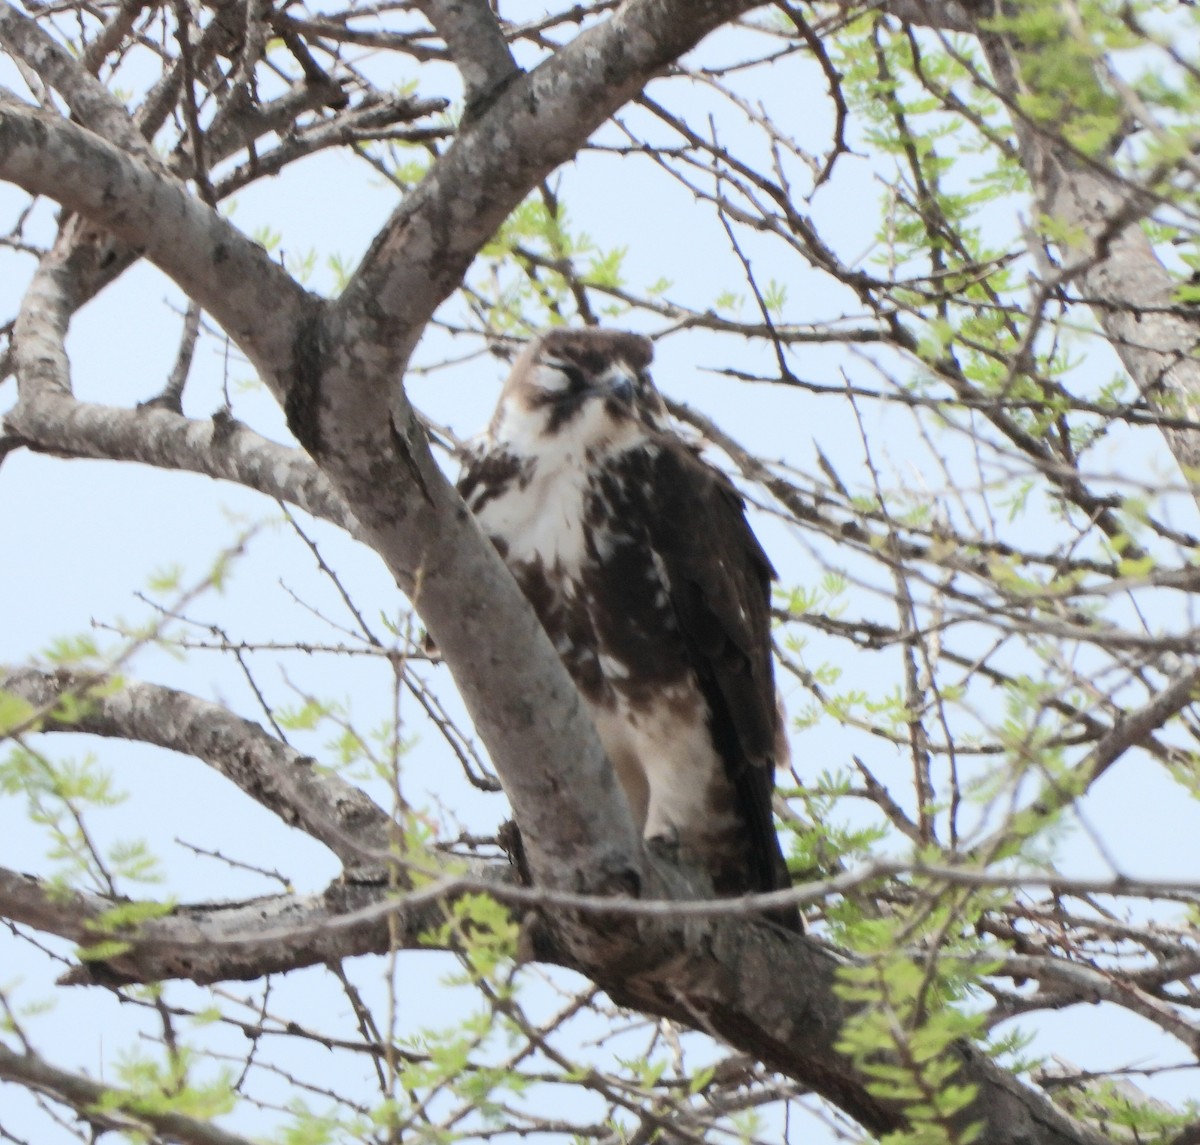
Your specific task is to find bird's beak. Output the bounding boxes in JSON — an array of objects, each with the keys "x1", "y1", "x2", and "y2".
[{"x1": 605, "y1": 366, "x2": 637, "y2": 406}]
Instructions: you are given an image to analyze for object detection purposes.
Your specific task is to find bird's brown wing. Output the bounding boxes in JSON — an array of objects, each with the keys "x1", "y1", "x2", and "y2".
[{"x1": 644, "y1": 439, "x2": 798, "y2": 928}]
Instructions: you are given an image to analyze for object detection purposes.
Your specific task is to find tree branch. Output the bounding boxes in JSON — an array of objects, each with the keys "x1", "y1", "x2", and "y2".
[
  {"x1": 977, "y1": 26, "x2": 1200, "y2": 497},
  {"x1": 0, "y1": 864, "x2": 436, "y2": 984},
  {"x1": 416, "y1": 0, "x2": 519, "y2": 114},
  {"x1": 0, "y1": 0, "x2": 155, "y2": 159},
  {"x1": 1, "y1": 843, "x2": 1137, "y2": 1144},
  {"x1": 0, "y1": 94, "x2": 318, "y2": 390},
  {"x1": 0, "y1": 1042, "x2": 256, "y2": 1145},
  {"x1": 2, "y1": 668, "x2": 392, "y2": 869},
  {"x1": 3, "y1": 394, "x2": 355, "y2": 529},
  {"x1": 333, "y1": 0, "x2": 763, "y2": 356}
]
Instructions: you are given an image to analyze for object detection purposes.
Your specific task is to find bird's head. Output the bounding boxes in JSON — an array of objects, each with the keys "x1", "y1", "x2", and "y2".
[{"x1": 489, "y1": 329, "x2": 665, "y2": 450}]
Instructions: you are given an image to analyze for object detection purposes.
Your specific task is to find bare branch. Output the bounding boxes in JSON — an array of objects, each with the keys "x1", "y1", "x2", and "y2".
[
  {"x1": 416, "y1": 0, "x2": 519, "y2": 113},
  {"x1": 2, "y1": 667, "x2": 393, "y2": 868},
  {"x1": 977, "y1": 28, "x2": 1200, "y2": 497},
  {"x1": 0, "y1": 0, "x2": 154, "y2": 158},
  {"x1": 0, "y1": 95, "x2": 317, "y2": 388},
  {"x1": 4, "y1": 394, "x2": 355, "y2": 528},
  {"x1": 0, "y1": 863, "x2": 444, "y2": 984},
  {"x1": 333, "y1": 0, "x2": 764, "y2": 358},
  {"x1": 0, "y1": 1042, "x2": 257, "y2": 1145}
]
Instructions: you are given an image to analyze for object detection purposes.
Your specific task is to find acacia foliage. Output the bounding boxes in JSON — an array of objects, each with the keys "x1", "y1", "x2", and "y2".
[{"x1": 3, "y1": 2, "x2": 1200, "y2": 1143}]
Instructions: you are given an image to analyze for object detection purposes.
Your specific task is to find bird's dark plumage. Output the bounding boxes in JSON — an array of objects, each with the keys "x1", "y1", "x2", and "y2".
[{"x1": 459, "y1": 329, "x2": 798, "y2": 929}]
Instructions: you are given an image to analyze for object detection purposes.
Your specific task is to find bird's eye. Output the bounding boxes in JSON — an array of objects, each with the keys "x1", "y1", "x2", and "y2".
[{"x1": 537, "y1": 358, "x2": 587, "y2": 393}]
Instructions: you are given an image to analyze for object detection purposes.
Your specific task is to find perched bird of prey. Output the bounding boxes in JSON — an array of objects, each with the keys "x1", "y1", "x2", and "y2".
[{"x1": 459, "y1": 329, "x2": 798, "y2": 929}]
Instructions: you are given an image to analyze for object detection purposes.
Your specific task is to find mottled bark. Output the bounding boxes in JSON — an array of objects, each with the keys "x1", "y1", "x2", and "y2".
[{"x1": 4, "y1": 395, "x2": 354, "y2": 528}]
